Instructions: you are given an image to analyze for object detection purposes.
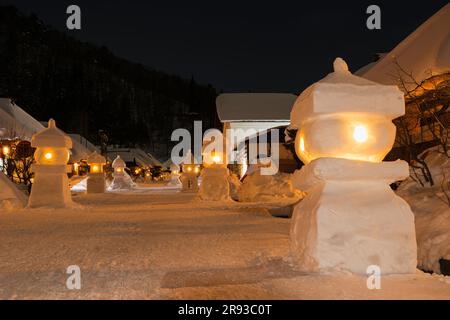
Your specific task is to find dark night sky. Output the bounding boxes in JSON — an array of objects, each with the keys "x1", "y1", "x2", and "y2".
[{"x1": 2, "y1": 0, "x2": 449, "y2": 93}]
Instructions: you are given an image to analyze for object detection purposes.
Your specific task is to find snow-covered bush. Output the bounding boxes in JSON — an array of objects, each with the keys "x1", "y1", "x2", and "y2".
[
  {"x1": 397, "y1": 147, "x2": 450, "y2": 274},
  {"x1": 239, "y1": 170, "x2": 303, "y2": 203}
]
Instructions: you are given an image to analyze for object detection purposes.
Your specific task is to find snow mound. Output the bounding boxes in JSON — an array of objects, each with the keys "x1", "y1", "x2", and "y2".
[
  {"x1": 198, "y1": 167, "x2": 231, "y2": 201},
  {"x1": 239, "y1": 170, "x2": 303, "y2": 203},
  {"x1": 397, "y1": 147, "x2": 450, "y2": 274},
  {"x1": 0, "y1": 172, "x2": 27, "y2": 211}
]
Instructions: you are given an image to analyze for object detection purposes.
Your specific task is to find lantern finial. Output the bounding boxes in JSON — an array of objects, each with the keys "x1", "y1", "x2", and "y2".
[
  {"x1": 48, "y1": 118, "x2": 56, "y2": 128},
  {"x1": 333, "y1": 57, "x2": 349, "y2": 73}
]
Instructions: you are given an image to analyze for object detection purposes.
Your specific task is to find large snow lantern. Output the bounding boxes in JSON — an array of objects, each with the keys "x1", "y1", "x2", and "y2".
[
  {"x1": 291, "y1": 58, "x2": 404, "y2": 164},
  {"x1": 108, "y1": 155, "x2": 135, "y2": 191},
  {"x1": 289, "y1": 58, "x2": 417, "y2": 274},
  {"x1": 28, "y1": 119, "x2": 73, "y2": 208},
  {"x1": 87, "y1": 151, "x2": 106, "y2": 193}
]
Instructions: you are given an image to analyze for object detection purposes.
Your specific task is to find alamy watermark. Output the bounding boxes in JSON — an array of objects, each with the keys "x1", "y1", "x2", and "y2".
[
  {"x1": 66, "y1": 265, "x2": 81, "y2": 290},
  {"x1": 366, "y1": 265, "x2": 381, "y2": 290}
]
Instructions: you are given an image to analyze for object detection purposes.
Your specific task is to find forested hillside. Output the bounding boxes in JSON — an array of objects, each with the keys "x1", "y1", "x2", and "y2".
[{"x1": 0, "y1": 6, "x2": 219, "y2": 159}]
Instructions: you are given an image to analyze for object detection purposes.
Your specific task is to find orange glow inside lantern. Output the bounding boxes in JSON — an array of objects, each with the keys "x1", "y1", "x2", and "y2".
[
  {"x1": 295, "y1": 114, "x2": 397, "y2": 164},
  {"x1": 35, "y1": 147, "x2": 69, "y2": 165},
  {"x1": 91, "y1": 164, "x2": 101, "y2": 173}
]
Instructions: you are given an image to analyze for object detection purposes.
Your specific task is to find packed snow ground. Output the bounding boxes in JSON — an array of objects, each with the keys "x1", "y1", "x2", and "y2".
[{"x1": 0, "y1": 188, "x2": 449, "y2": 300}]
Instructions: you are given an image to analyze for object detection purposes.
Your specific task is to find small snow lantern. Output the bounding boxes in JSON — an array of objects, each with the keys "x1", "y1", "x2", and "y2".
[
  {"x1": 180, "y1": 163, "x2": 199, "y2": 192},
  {"x1": 168, "y1": 163, "x2": 182, "y2": 187},
  {"x1": 87, "y1": 151, "x2": 106, "y2": 174},
  {"x1": 290, "y1": 58, "x2": 405, "y2": 164},
  {"x1": 86, "y1": 151, "x2": 106, "y2": 193},
  {"x1": 183, "y1": 163, "x2": 200, "y2": 176},
  {"x1": 112, "y1": 155, "x2": 126, "y2": 177},
  {"x1": 108, "y1": 155, "x2": 135, "y2": 191},
  {"x1": 28, "y1": 119, "x2": 73, "y2": 208}
]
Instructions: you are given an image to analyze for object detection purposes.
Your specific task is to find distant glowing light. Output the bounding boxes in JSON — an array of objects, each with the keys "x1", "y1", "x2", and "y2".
[
  {"x1": 92, "y1": 165, "x2": 99, "y2": 173},
  {"x1": 44, "y1": 152, "x2": 53, "y2": 160},
  {"x1": 353, "y1": 125, "x2": 368, "y2": 143},
  {"x1": 187, "y1": 167, "x2": 192, "y2": 172},
  {"x1": 212, "y1": 155, "x2": 221, "y2": 164},
  {"x1": 194, "y1": 167, "x2": 199, "y2": 173},
  {"x1": 2, "y1": 146, "x2": 10, "y2": 156}
]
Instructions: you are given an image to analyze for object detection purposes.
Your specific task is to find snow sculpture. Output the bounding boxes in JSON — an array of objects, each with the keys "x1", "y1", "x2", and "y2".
[
  {"x1": 198, "y1": 153, "x2": 230, "y2": 201},
  {"x1": 168, "y1": 163, "x2": 182, "y2": 187},
  {"x1": 109, "y1": 155, "x2": 135, "y2": 190},
  {"x1": 86, "y1": 151, "x2": 106, "y2": 193},
  {"x1": 28, "y1": 119, "x2": 73, "y2": 208},
  {"x1": 180, "y1": 163, "x2": 199, "y2": 193},
  {"x1": 290, "y1": 58, "x2": 417, "y2": 274}
]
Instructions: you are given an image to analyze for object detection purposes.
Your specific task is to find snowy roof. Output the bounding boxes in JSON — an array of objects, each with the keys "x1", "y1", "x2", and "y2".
[
  {"x1": 31, "y1": 119, "x2": 72, "y2": 149},
  {"x1": 0, "y1": 98, "x2": 45, "y2": 141},
  {"x1": 0, "y1": 98, "x2": 95, "y2": 162},
  {"x1": 107, "y1": 148, "x2": 160, "y2": 167},
  {"x1": 290, "y1": 58, "x2": 404, "y2": 127},
  {"x1": 360, "y1": 4, "x2": 450, "y2": 90},
  {"x1": 216, "y1": 93, "x2": 297, "y2": 122},
  {"x1": 68, "y1": 134, "x2": 99, "y2": 162},
  {"x1": 162, "y1": 158, "x2": 173, "y2": 169}
]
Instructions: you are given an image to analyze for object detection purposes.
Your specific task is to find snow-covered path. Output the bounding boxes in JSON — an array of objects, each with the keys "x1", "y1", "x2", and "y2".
[{"x1": 0, "y1": 190, "x2": 449, "y2": 299}]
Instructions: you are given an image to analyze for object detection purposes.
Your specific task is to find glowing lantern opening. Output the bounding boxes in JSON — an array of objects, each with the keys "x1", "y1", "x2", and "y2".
[
  {"x1": 299, "y1": 137, "x2": 305, "y2": 152},
  {"x1": 44, "y1": 152, "x2": 53, "y2": 160},
  {"x1": 353, "y1": 125, "x2": 368, "y2": 143}
]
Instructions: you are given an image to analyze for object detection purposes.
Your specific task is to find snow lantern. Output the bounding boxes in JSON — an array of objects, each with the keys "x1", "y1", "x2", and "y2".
[
  {"x1": 202, "y1": 150, "x2": 224, "y2": 168},
  {"x1": 112, "y1": 155, "x2": 126, "y2": 176},
  {"x1": 291, "y1": 58, "x2": 405, "y2": 164},
  {"x1": 170, "y1": 163, "x2": 180, "y2": 175},
  {"x1": 88, "y1": 151, "x2": 106, "y2": 174},
  {"x1": 28, "y1": 119, "x2": 73, "y2": 208},
  {"x1": 86, "y1": 151, "x2": 106, "y2": 193},
  {"x1": 168, "y1": 163, "x2": 182, "y2": 187},
  {"x1": 199, "y1": 149, "x2": 230, "y2": 201},
  {"x1": 180, "y1": 163, "x2": 199, "y2": 192},
  {"x1": 108, "y1": 155, "x2": 135, "y2": 191},
  {"x1": 290, "y1": 58, "x2": 417, "y2": 274}
]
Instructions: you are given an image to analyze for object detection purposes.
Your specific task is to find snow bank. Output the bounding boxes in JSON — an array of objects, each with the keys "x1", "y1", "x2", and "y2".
[
  {"x1": 0, "y1": 172, "x2": 27, "y2": 211},
  {"x1": 239, "y1": 170, "x2": 303, "y2": 203},
  {"x1": 397, "y1": 147, "x2": 450, "y2": 274}
]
